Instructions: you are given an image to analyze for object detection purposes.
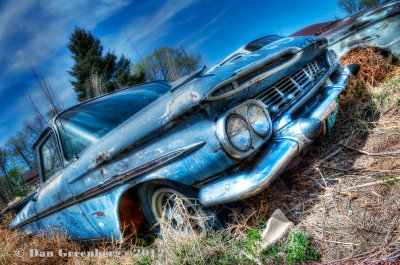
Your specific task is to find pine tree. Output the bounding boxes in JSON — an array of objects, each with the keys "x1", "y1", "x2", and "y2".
[{"x1": 68, "y1": 27, "x2": 145, "y2": 101}]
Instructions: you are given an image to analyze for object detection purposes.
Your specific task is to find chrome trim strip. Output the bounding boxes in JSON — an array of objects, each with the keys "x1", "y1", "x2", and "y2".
[
  {"x1": 205, "y1": 47, "x2": 303, "y2": 101},
  {"x1": 11, "y1": 142, "x2": 205, "y2": 229}
]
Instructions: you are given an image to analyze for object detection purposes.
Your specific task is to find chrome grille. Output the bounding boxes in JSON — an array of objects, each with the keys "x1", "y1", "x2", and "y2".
[{"x1": 257, "y1": 57, "x2": 327, "y2": 119}]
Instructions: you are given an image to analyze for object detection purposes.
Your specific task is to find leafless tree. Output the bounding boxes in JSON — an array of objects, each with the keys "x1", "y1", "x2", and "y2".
[
  {"x1": 24, "y1": 87, "x2": 47, "y2": 126},
  {"x1": 135, "y1": 46, "x2": 201, "y2": 82},
  {"x1": 0, "y1": 183, "x2": 10, "y2": 206},
  {"x1": 0, "y1": 148, "x2": 14, "y2": 195},
  {"x1": 337, "y1": 0, "x2": 380, "y2": 14},
  {"x1": 30, "y1": 67, "x2": 64, "y2": 117},
  {"x1": 6, "y1": 131, "x2": 34, "y2": 169},
  {"x1": 24, "y1": 66, "x2": 64, "y2": 128},
  {"x1": 89, "y1": 67, "x2": 107, "y2": 98},
  {"x1": 23, "y1": 115, "x2": 46, "y2": 141}
]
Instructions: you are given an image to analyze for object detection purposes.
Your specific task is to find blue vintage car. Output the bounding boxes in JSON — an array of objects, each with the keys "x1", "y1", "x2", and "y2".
[{"x1": 10, "y1": 35, "x2": 359, "y2": 242}]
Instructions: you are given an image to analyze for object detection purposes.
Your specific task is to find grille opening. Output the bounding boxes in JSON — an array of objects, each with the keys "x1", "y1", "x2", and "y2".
[
  {"x1": 210, "y1": 84, "x2": 234, "y2": 97},
  {"x1": 257, "y1": 56, "x2": 328, "y2": 119},
  {"x1": 209, "y1": 52, "x2": 300, "y2": 99}
]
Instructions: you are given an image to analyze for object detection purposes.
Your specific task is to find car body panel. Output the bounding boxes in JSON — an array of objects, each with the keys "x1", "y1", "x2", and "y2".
[{"x1": 321, "y1": 1, "x2": 400, "y2": 56}]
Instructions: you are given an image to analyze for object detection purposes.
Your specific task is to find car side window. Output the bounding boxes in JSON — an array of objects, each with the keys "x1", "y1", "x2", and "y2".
[{"x1": 40, "y1": 133, "x2": 62, "y2": 182}]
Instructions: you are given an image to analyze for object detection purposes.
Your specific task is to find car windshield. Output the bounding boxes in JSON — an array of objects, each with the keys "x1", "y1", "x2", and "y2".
[{"x1": 56, "y1": 83, "x2": 169, "y2": 162}]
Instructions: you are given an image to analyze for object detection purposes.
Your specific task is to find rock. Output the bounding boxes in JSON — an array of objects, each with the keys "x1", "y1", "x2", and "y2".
[{"x1": 260, "y1": 209, "x2": 294, "y2": 250}]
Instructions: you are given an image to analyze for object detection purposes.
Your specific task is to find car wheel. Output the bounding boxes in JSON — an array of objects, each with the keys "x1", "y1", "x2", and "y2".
[{"x1": 137, "y1": 180, "x2": 221, "y2": 235}]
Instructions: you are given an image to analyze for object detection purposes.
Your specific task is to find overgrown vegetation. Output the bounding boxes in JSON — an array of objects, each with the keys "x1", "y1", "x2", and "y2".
[
  {"x1": 0, "y1": 27, "x2": 203, "y2": 207},
  {"x1": 285, "y1": 233, "x2": 318, "y2": 265},
  {"x1": 68, "y1": 27, "x2": 146, "y2": 101},
  {"x1": 68, "y1": 28, "x2": 202, "y2": 101},
  {"x1": 134, "y1": 46, "x2": 201, "y2": 82}
]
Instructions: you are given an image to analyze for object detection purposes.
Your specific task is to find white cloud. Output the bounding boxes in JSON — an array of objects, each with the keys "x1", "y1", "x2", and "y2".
[
  {"x1": 42, "y1": 0, "x2": 129, "y2": 30},
  {"x1": 103, "y1": 0, "x2": 200, "y2": 59},
  {"x1": 0, "y1": 0, "x2": 130, "y2": 75},
  {"x1": 187, "y1": 36, "x2": 210, "y2": 51},
  {"x1": 0, "y1": 0, "x2": 35, "y2": 41},
  {"x1": 178, "y1": 4, "x2": 233, "y2": 49}
]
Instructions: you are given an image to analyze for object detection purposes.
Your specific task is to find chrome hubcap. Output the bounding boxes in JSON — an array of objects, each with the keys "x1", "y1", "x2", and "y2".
[{"x1": 151, "y1": 188, "x2": 207, "y2": 235}]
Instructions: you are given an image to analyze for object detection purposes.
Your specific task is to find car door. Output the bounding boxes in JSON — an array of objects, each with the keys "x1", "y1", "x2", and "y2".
[
  {"x1": 34, "y1": 130, "x2": 102, "y2": 240},
  {"x1": 11, "y1": 192, "x2": 45, "y2": 234}
]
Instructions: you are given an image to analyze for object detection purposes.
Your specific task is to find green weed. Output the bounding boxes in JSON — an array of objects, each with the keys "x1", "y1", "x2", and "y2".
[
  {"x1": 285, "y1": 232, "x2": 318, "y2": 265},
  {"x1": 262, "y1": 244, "x2": 282, "y2": 263}
]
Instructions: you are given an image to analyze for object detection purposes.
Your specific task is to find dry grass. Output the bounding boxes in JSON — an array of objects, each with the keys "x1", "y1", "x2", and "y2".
[
  {"x1": 300, "y1": 174, "x2": 400, "y2": 263},
  {"x1": 0, "y1": 213, "x2": 153, "y2": 264},
  {"x1": 88, "y1": 68, "x2": 107, "y2": 98},
  {"x1": 341, "y1": 46, "x2": 399, "y2": 87},
  {"x1": 152, "y1": 196, "x2": 224, "y2": 264},
  {"x1": 0, "y1": 213, "x2": 77, "y2": 265}
]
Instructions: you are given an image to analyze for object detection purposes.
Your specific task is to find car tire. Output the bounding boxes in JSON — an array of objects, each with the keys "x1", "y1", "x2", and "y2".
[{"x1": 137, "y1": 180, "x2": 222, "y2": 235}]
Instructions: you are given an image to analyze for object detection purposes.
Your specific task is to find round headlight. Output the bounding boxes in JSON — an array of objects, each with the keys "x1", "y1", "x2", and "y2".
[
  {"x1": 226, "y1": 114, "x2": 251, "y2": 152},
  {"x1": 247, "y1": 104, "x2": 271, "y2": 136}
]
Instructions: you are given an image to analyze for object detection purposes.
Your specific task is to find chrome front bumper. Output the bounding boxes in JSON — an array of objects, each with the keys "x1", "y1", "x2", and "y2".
[{"x1": 199, "y1": 65, "x2": 359, "y2": 206}]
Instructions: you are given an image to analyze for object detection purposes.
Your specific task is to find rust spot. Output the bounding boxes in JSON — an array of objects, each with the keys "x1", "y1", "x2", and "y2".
[
  {"x1": 120, "y1": 145, "x2": 132, "y2": 154},
  {"x1": 94, "y1": 151, "x2": 110, "y2": 164},
  {"x1": 92, "y1": 211, "x2": 105, "y2": 217},
  {"x1": 90, "y1": 147, "x2": 115, "y2": 168},
  {"x1": 213, "y1": 147, "x2": 222, "y2": 153}
]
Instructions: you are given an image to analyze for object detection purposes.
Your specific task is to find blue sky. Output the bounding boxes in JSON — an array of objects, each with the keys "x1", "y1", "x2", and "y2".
[{"x1": 0, "y1": 0, "x2": 345, "y2": 147}]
